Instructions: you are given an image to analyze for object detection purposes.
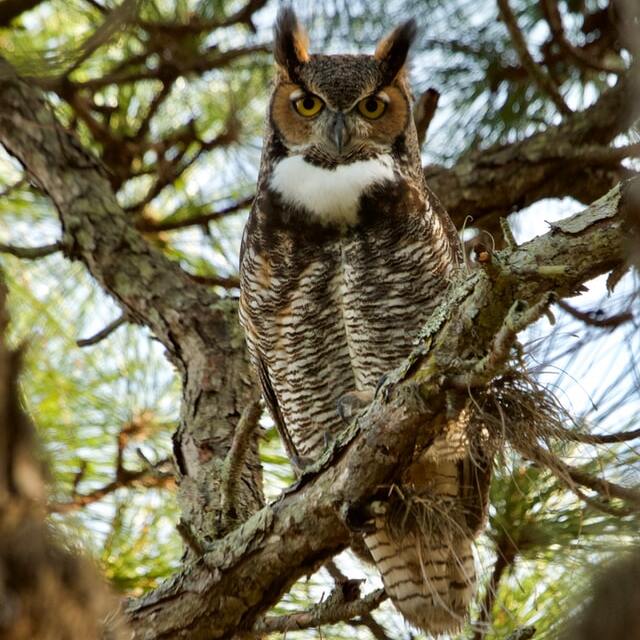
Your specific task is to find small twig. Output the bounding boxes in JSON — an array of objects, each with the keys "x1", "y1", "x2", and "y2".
[
  {"x1": 187, "y1": 273, "x2": 240, "y2": 289},
  {"x1": 517, "y1": 440, "x2": 640, "y2": 513},
  {"x1": 0, "y1": 241, "x2": 61, "y2": 259},
  {"x1": 219, "y1": 401, "x2": 262, "y2": 528},
  {"x1": 76, "y1": 313, "x2": 127, "y2": 347},
  {"x1": 556, "y1": 299, "x2": 633, "y2": 330},
  {"x1": 556, "y1": 427, "x2": 640, "y2": 445},
  {"x1": 451, "y1": 294, "x2": 556, "y2": 388},
  {"x1": 500, "y1": 217, "x2": 518, "y2": 249},
  {"x1": 253, "y1": 588, "x2": 388, "y2": 634},
  {"x1": 71, "y1": 460, "x2": 88, "y2": 496},
  {"x1": 135, "y1": 195, "x2": 253, "y2": 232},
  {"x1": 497, "y1": 0, "x2": 572, "y2": 115},
  {"x1": 472, "y1": 536, "x2": 518, "y2": 640},
  {"x1": 48, "y1": 458, "x2": 173, "y2": 513},
  {"x1": 0, "y1": 177, "x2": 26, "y2": 197},
  {"x1": 324, "y1": 559, "x2": 349, "y2": 584},
  {"x1": 506, "y1": 628, "x2": 536, "y2": 640},
  {"x1": 348, "y1": 613, "x2": 393, "y2": 640},
  {"x1": 413, "y1": 87, "x2": 440, "y2": 148}
]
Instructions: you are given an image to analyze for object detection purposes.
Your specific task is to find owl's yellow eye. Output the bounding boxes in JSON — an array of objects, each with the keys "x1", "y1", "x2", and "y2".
[
  {"x1": 357, "y1": 96, "x2": 386, "y2": 119},
  {"x1": 293, "y1": 94, "x2": 324, "y2": 117}
]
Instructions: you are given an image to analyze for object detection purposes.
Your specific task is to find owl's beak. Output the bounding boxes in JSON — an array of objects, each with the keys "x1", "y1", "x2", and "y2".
[{"x1": 330, "y1": 112, "x2": 349, "y2": 154}]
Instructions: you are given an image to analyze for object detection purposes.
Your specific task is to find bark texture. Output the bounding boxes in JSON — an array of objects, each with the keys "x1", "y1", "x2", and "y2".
[{"x1": 0, "y1": 59, "x2": 263, "y2": 546}]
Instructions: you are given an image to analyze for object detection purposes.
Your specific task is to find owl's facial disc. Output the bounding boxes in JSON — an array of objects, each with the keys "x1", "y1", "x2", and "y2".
[{"x1": 270, "y1": 11, "x2": 417, "y2": 166}]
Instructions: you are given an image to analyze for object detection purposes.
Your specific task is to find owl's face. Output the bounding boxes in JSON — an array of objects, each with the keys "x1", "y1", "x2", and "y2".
[{"x1": 270, "y1": 11, "x2": 417, "y2": 167}]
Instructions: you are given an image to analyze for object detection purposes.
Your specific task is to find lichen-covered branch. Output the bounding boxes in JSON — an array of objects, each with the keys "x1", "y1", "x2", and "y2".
[{"x1": 125, "y1": 181, "x2": 636, "y2": 639}]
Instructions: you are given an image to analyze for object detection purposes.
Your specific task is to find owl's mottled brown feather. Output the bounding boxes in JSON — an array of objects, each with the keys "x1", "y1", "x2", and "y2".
[{"x1": 239, "y1": 10, "x2": 491, "y2": 634}]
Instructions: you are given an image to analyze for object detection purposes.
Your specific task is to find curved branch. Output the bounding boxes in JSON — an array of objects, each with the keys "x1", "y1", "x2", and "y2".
[
  {"x1": 0, "y1": 56, "x2": 265, "y2": 559},
  {"x1": 76, "y1": 313, "x2": 128, "y2": 347},
  {"x1": 0, "y1": 241, "x2": 61, "y2": 259}
]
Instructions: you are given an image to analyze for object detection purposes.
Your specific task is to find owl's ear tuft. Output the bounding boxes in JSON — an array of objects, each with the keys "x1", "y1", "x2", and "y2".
[
  {"x1": 274, "y1": 7, "x2": 310, "y2": 81},
  {"x1": 375, "y1": 19, "x2": 417, "y2": 84}
]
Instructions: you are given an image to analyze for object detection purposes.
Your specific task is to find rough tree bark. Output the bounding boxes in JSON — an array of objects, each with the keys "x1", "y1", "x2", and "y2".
[{"x1": 0, "y1": 53, "x2": 638, "y2": 640}]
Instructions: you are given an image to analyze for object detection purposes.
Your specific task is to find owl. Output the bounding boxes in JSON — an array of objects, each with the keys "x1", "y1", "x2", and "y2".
[{"x1": 239, "y1": 8, "x2": 491, "y2": 635}]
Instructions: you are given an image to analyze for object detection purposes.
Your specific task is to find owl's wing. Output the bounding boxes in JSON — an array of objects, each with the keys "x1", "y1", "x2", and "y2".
[{"x1": 253, "y1": 351, "x2": 303, "y2": 466}]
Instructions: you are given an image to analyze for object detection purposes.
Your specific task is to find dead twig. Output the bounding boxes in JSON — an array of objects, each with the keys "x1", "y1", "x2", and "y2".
[
  {"x1": 135, "y1": 195, "x2": 253, "y2": 232},
  {"x1": 253, "y1": 587, "x2": 387, "y2": 635},
  {"x1": 556, "y1": 299, "x2": 633, "y2": 330},
  {"x1": 76, "y1": 313, "x2": 128, "y2": 347},
  {"x1": 0, "y1": 241, "x2": 61, "y2": 259}
]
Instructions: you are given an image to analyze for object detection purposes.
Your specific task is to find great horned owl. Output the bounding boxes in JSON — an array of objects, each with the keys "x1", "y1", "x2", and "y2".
[{"x1": 240, "y1": 9, "x2": 489, "y2": 634}]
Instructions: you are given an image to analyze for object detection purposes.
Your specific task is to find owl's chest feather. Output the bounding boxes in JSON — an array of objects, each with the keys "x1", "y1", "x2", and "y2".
[{"x1": 269, "y1": 154, "x2": 395, "y2": 227}]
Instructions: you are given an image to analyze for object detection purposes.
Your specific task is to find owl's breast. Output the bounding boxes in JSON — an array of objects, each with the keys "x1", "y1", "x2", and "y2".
[{"x1": 268, "y1": 153, "x2": 396, "y2": 227}]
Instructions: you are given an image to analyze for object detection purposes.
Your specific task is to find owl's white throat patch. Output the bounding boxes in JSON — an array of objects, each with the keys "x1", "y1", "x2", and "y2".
[{"x1": 269, "y1": 154, "x2": 395, "y2": 226}]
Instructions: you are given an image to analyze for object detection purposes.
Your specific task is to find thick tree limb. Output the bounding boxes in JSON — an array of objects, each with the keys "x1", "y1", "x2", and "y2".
[
  {"x1": 124, "y1": 181, "x2": 635, "y2": 638},
  {"x1": 425, "y1": 71, "x2": 640, "y2": 231},
  {"x1": 0, "y1": 57, "x2": 264, "y2": 555}
]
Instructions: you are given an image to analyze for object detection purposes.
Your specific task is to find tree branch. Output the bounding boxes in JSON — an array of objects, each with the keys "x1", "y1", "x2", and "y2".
[
  {"x1": 253, "y1": 588, "x2": 387, "y2": 635},
  {"x1": 497, "y1": 0, "x2": 572, "y2": 115},
  {"x1": 473, "y1": 536, "x2": 518, "y2": 640},
  {"x1": 0, "y1": 0, "x2": 45, "y2": 26},
  {"x1": 135, "y1": 195, "x2": 253, "y2": 232},
  {"x1": 1, "y1": 53, "x2": 638, "y2": 640},
  {"x1": 541, "y1": 0, "x2": 624, "y2": 74},
  {"x1": 0, "y1": 241, "x2": 61, "y2": 259},
  {"x1": 219, "y1": 401, "x2": 262, "y2": 531},
  {"x1": 425, "y1": 71, "x2": 640, "y2": 230},
  {"x1": 76, "y1": 313, "x2": 128, "y2": 347},
  {"x1": 0, "y1": 55, "x2": 265, "y2": 568},
  {"x1": 413, "y1": 87, "x2": 440, "y2": 149},
  {"x1": 48, "y1": 459, "x2": 174, "y2": 514}
]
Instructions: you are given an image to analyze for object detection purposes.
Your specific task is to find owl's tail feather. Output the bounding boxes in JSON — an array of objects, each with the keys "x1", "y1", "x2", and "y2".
[
  {"x1": 366, "y1": 525, "x2": 475, "y2": 634},
  {"x1": 365, "y1": 449, "x2": 490, "y2": 635}
]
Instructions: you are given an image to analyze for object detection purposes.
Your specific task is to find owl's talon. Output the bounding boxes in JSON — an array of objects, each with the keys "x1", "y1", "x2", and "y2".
[
  {"x1": 337, "y1": 390, "x2": 374, "y2": 424},
  {"x1": 342, "y1": 501, "x2": 383, "y2": 533},
  {"x1": 291, "y1": 452, "x2": 314, "y2": 474}
]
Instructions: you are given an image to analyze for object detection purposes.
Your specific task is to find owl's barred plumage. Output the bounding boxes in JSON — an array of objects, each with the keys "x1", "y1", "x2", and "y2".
[{"x1": 239, "y1": 9, "x2": 490, "y2": 634}]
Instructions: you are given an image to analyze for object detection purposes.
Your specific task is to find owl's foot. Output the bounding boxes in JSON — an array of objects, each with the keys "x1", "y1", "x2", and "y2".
[
  {"x1": 342, "y1": 499, "x2": 387, "y2": 533},
  {"x1": 337, "y1": 389, "x2": 374, "y2": 423}
]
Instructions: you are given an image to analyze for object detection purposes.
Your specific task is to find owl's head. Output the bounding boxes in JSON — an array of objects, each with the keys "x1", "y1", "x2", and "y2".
[{"x1": 269, "y1": 8, "x2": 417, "y2": 167}]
